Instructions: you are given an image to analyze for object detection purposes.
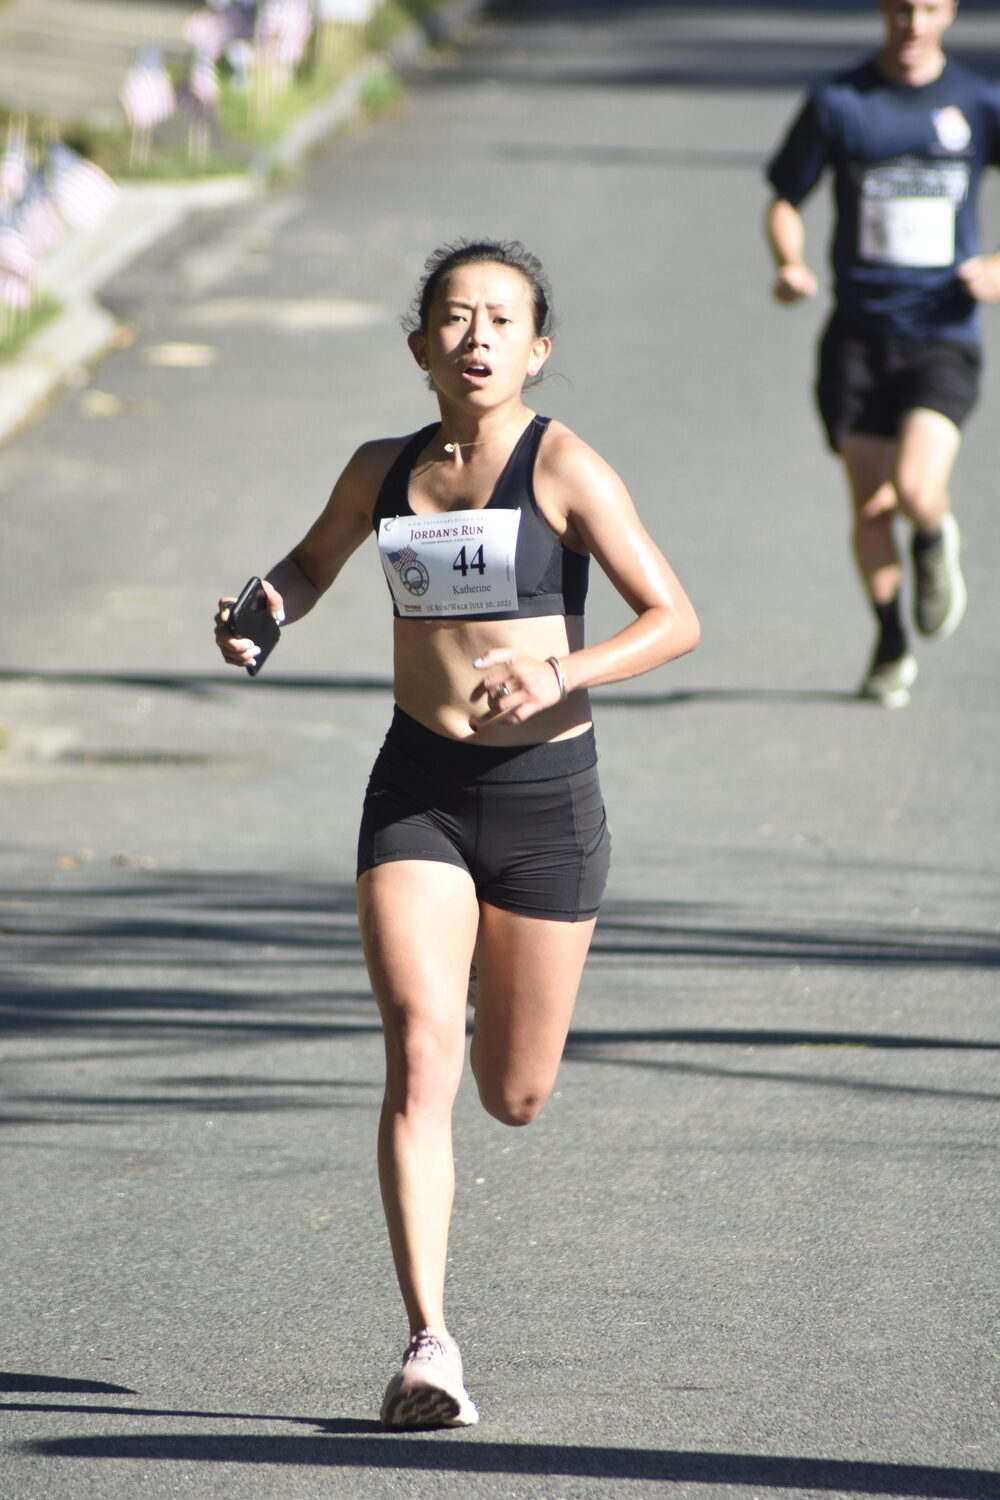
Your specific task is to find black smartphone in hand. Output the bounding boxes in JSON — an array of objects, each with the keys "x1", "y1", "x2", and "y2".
[{"x1": 228, "y1": 576, "x2": 281, "y2": 677}]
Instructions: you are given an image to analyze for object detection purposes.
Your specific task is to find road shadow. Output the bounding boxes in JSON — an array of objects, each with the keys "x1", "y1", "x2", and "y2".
[
  {"x1": 0, "y1": 1372, "x2": 137, "y2": 1396},
  {"x1": 0, "y1": 665, "x2": 865, "y2": 708},
  {"x1": 4, "y1": 872, "x2": 998, "y2": 1023},
  {"x1": 1, "y1": 869, "x2": 997, "y2": 1124},
  {"x1": 562, "y1": 1035, "x2": 1000, "y2": 1104},
  {"x1": 10, "y1": 1415, "x2": 1000, "y2": 1496},
  {"x1": 592, "y1": 896, "x2": 1000, "y2": 969},
  {"x1": 0, "y1": 667, "x2": 394, "y2": 699},
  {"x1": 5, "y1": 1370, "x2": 998, "y2": 1491}
]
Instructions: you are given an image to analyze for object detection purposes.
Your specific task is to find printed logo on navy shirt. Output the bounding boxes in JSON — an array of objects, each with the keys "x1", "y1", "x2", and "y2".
[
  {"x1": 860, "y1": 155, "x2": 970, "y2": 206},
  {"x1": 931, "y1": 106, "x2": 972, "y2": 153}
]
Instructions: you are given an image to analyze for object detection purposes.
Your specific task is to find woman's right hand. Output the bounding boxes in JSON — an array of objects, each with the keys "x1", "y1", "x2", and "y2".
[{"x1": 214, "y1": 577, "x2": 284, "y2": 670}]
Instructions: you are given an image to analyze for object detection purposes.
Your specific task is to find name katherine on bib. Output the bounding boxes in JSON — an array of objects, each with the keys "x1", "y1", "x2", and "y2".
[{"x1": 378, "y1": 509, "x2": 522, "y2": 617}]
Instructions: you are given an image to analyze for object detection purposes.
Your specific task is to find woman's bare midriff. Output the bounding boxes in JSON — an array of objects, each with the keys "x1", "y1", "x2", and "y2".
[{"x1": 391, "y1": 614, "x2": 591, "y2": 744}]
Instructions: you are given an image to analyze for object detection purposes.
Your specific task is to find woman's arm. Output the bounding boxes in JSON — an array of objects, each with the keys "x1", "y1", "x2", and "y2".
[
  {"x1": 269, "y1": 441, "x2": 388, "y2": 619},
  {"x1": 215, "y1": 439, "x2": 391, "y2": 669},
  {"x1": 471, "y1": 430, "x2": 699, "y2": 727},
  {"x1": 538, "y1": 428, "x2": 700, "y2": 696}
]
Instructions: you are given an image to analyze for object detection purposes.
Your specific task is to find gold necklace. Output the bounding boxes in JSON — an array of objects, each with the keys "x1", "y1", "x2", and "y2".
[{"x1": 441, "y1": 414, "x2": 523, "y2": 455}]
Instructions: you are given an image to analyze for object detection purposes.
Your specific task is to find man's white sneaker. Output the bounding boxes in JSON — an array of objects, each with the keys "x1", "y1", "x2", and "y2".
[
  {"x1": 913, "y1": 513, "x2": 967, "y2": 639},
  {"x1": 858, "y1": 650, "x2": 918, "y2": 709}
]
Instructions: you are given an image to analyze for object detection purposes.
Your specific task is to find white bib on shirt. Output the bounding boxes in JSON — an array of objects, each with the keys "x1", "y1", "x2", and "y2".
[
  {"x1": 378, "y1": 509, "x2": 521, "y2": 617},
  {"x1": 859, "y1": 196, "x2": 956, "y2": 268}
]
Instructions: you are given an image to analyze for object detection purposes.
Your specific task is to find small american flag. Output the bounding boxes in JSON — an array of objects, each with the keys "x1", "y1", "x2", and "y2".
[
  {"x1": 256, "y1": 0, "x2": 313, "y2": 67},
  {"x1": 387, "y1": 545, "x2": 419, "y2": 577},
  {"x1": 120, "y1": 46, "x2": 177, "y2": 132},
  {"x1": 315, "y1": 0, "x2": 378, "y2": 20},
  {"x1": 15, "y1": 171, "x2": 66, "y2": 256},
  {"x1": 183, "y1": 1, "x2": 253, "y2": 61},
  {"x1": 0, "y1": 125, "x2": 30, "y2": 208},
  {"x1": 45, "y1": 143, "x2": 119, "y2": 234},
  {"x1": 0, "y1": 270, "x2": 34, "y2": 313},
  {"x1": 0, "y1": 213, "x2": 35, "y2": 281},
  {"x1": 184, "y1": 51, "x2": 221, "y2": 115}
]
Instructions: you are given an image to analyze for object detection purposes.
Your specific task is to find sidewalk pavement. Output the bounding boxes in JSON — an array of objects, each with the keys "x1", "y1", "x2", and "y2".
[{"x1": 0, "y1": 0, "x2": 488, "y2": 446}]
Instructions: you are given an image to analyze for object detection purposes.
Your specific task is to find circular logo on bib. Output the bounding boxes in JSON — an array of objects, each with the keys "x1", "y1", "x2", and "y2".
[{"x1": 399, "y1": 559, "x2": 429, "y2": 596}]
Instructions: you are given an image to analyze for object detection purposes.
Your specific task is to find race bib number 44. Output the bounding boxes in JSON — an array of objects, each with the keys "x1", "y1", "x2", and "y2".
[{"x1": 378, "y1": 509, "x2": 521, "y2": 616}]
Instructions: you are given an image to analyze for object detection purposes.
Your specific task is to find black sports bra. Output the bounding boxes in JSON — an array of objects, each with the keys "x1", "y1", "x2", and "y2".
[{"x1": 372, "y1": 414, "x2": 589, "y2": 620}]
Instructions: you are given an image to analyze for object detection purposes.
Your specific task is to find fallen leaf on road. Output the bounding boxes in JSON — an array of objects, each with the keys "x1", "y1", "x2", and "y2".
[
  {"x1": 143, "y1": 342, "x2": 217, "y2": 368},
  {"x1": 80, "y1": 390, "x2": 154, "y2": 418},
  {"x1": 80, "y1": 390, "x2": 125, "y2": 417}
]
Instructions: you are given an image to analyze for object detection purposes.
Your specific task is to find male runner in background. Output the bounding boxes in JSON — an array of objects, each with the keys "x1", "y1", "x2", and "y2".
[{"x1": 765, "y1": 0, "x2": 1000, "y2": 706}]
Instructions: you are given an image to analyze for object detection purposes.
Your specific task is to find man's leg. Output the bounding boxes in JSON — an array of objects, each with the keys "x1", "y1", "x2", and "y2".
[
  {"x1": 893, "y1": 407, "x2": 966, "y2": 638},
  {"x1": 838, "y1": 431, "x2": 917, "y2": 705}
]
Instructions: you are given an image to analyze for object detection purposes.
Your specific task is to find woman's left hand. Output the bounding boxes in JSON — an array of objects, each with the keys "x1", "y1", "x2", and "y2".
[{"x1": 469, "y1": 651, "x2": 565, "y2": 731}]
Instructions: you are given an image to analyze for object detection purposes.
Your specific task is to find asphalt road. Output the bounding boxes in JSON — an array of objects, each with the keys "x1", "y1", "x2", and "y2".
[{"x1": 1, "y1": 3, "x2": 999, "y2": 1498}]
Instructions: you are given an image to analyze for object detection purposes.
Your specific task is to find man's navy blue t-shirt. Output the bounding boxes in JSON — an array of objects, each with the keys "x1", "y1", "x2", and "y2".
[{"x1": 766, "y1": 56, "x2": 1000, "y2": 343}]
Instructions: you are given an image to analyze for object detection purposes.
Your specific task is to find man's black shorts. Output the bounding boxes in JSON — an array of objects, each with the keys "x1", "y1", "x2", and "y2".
[{"x1": 815, "y1": 319, "x2": 982, "y2": 453}]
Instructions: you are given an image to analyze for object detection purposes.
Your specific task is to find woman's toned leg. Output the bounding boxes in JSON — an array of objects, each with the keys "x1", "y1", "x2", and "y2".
[
  {"x1": 469, "y1": 902, "x2": 597, "y2": 1127},
  {"x1": 358, "y1": 858, "x2": 480, "y2": 1335}
]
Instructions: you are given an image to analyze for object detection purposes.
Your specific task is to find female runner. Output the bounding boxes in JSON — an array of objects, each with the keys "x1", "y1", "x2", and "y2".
[{"x1": 215, "y1": 239, "x2": 700, "y2": 1429}]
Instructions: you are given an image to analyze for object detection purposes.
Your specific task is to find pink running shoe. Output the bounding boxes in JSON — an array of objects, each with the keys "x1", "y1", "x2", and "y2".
[{"x1": 380, "y1": 1328, "x2": 479, "y2": 1430}]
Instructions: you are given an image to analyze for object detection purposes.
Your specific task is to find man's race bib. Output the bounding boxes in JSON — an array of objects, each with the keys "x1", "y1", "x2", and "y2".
[
  {"x1": 378, "y1": 509, "x2": 520, "y2": 617},
  {"x1": 859, "y1": 196, "x2": 955, "y2": 268}
]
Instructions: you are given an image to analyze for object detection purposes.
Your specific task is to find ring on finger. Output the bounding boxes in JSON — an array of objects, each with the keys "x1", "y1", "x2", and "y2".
[{"x1": 498, "y1": 682, "x2": 510, "y2": 698}]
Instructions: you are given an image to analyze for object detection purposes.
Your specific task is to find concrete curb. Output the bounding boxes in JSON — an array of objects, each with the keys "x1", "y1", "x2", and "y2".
[{"x1": 0, "y1": 0, "x2": 489, "y2": 447}]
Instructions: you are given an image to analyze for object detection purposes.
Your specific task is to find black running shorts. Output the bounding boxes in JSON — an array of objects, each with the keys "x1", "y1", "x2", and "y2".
[
  {"x1": 816, "y1": 318, "x2": 982, "y2": 453},
  {"x1": 357, "y1": 707, "x2": 611, "y2": 922}
]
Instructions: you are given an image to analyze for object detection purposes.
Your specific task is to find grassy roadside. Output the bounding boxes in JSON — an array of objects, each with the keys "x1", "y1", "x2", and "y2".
[
  {"x1": 0, "y1": 297, "x2": 59, "y2": 362},
  {"x1": 0, "y1": 0, "x2": 465, "y2": 360},
  {"x1": 5, "y1": 2, "x2": 448, "y2": 181},
  {"x1": 67, "y1": 21, "x2": 375, "y2": 181}
]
